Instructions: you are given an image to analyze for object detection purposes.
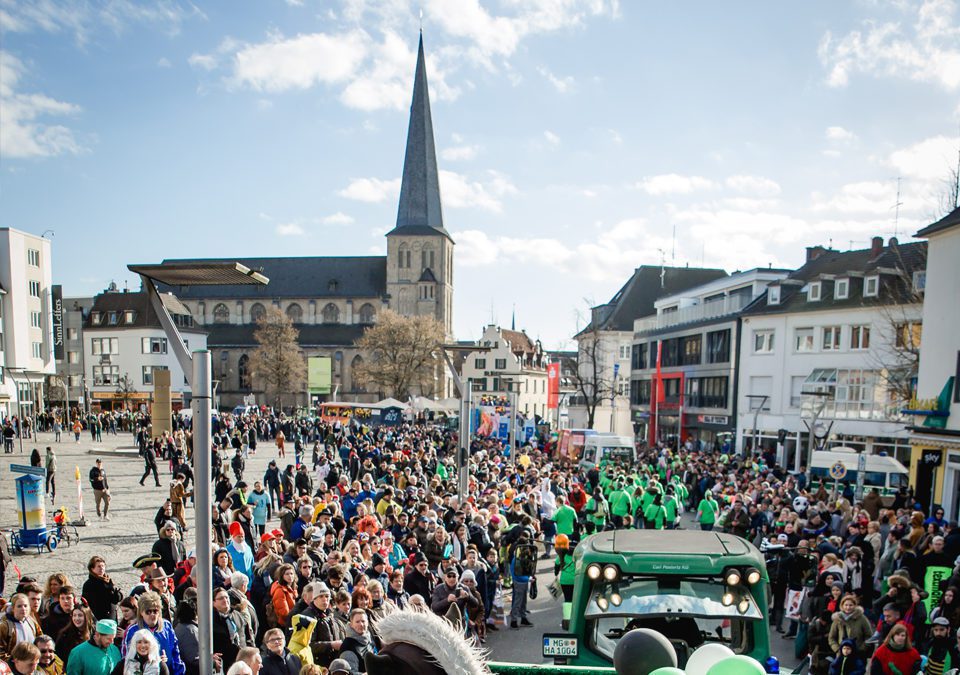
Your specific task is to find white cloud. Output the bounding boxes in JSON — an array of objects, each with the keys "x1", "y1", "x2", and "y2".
[
  {"x1": 439, "y1": 169, "x2": 517, "y2": 212},
  {"x1": 637, "y1": 173, "x2": 716, "y2": 195},
  {"x1": 322, "y1": 211, "x2": 354, "y2": 225},
  {"x1": 825, "y1": 125, "x2": 856, "y2": 142},
  {"x1": 543, "y1": 130, "x2": 561, "y2": 146},
  {"x1": 818, "y1": 0, "x2": 960, "y2": 90},
  {"x1": 441, "y1": 144, "x2": 480, "y2": 161},
  {"x1": 537, "y1": 66, "x2": 574, "y2": 93},
  {"x1": 276, "y1": 222, "x2": 305, "y2": 236},
  {"x1": 338, "y1": 177, "x2": 401, "y2": 202},
  {"x1": 608, "y1": 128, "x2": 623, "y2": 144},
  {"x1": 157, "y1": 57, "x2": 171, "y2": 68},
  {"x1": 0, "y1": 51, "x2": 84, "y2": 159},
  {"x1": 811, "y1": 180, "x2": 898, "y2": 215},
  {"x1": 188, "y1": 52, "x2": 217, "y2": 71},
  {"x1": 725, "y1": 174, "x2": 781, "y2": 196},
  {"x1": 887, "y1": 134, "x2": 960, "y2": 181}
]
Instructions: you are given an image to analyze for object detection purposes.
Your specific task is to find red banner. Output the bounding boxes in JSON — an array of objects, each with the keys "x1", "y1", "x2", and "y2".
[{"x1": 547, "y1": 362, "x2": 560, "y2": 409}]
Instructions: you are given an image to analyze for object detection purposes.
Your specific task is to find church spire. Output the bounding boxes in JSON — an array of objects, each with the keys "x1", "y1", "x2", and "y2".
[{"x1": 390, "y1": 33, "x2": 450, "y2": 239}]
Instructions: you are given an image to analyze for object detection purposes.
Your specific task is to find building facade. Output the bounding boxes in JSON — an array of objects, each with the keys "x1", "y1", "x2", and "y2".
[
  {"x1": 569, "y1": 265, "x2": 727, "y2": 435},
  {"x1": 53, "y1": 296, "x2": 94, "y2": 414},
  {"x1": 0, "y1": 228, "x2": 56, "y2": 420},
  {"x1": 629, "y1": 268, "x2": 790, "y2": 448},
  {"x1": 907, "y1": 207, "x2": 960, "y2": 515},
  {"x1": 735, "y1": 238, "x2": 925, "y2": 469},
  {"x1": 162, "y1": 36, "x2": 455, "y2": 409},
  {"x1": 461, "y1": 325, "x2": 550, "y2": 421},
  {"x1": 83, "y1": 287, "x2": 207, "y2": 411}
]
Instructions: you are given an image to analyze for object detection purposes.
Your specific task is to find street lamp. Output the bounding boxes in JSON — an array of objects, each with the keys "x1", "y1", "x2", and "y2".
[
  {"x1": 128, "y1": 262, "x2": 268, "y2": 675},
  {"x1": 437, "y1": 344, "x2": 490, "y2": 503},
  {"x1": 3, "y1": 367, "x2": 28, "y2": 453}
]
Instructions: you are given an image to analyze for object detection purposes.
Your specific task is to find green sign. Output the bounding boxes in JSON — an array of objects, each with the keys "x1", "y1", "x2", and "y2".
[{"x1": 308, "y1": 356, "x2": 332, "y2": 394}]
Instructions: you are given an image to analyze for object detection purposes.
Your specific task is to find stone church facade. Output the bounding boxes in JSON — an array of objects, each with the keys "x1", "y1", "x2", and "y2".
[{"x1": 164, "y1": 35, "x2": 454, "y2": 409}]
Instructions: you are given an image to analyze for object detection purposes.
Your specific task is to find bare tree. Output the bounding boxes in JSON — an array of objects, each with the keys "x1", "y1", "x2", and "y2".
[
  {"x1": 571, "y1": 326, "x2": 615, "y2": 429},
  {"x1": 353, "y1": 310, "x2": 445, "y2": 399},
  {"x1": 248, "y1": 307, "x2": 307, "y2": 410},
  {"x1": 115, "y1": 373, "x2": 136, "y2": 411}
]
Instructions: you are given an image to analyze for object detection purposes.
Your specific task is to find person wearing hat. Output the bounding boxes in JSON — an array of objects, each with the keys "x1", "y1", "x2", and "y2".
[
  {"x1": 227, "y1": 522, "x2": 255, "y2": 585},
  {"x1": 64, "y1": 620, "x2": 120, "y2": 675},
  {"x1": 122, "y1": 592, "x2": 184, "y2": 675},
  {"x1": 919, "y1": 616, "x2": 959, "y2": 674},
  {"x1": 827, "y1": 638, "x2": 865, "y2": 675},
  {"x1": 151, "y1": 522, "x2": 186, "y2": 578},
  {"x1": 403, "y1": 553, "x2": 433, "y2": 602},
  {"x1": 327, "y1": 658, "x2": 350, "y2": 675},
  {"x1": 301, "y1": 583, "x2": 343, "y2": 668}
]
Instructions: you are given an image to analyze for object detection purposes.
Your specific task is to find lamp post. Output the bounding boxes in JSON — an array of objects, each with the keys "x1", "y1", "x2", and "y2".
[
  {"x1": 4, "y1": 367, "x2": 28, "y2": 453},
  {"x1": 129, "y1": 262, "x2": 268, "y2": 675},
  {"x1": 438, "y1": 344, "x2": 489, "y2": 504}
]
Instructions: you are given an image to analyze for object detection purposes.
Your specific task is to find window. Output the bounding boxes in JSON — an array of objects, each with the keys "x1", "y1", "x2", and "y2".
[
  {"x1": 632, "y1": 379, "x2": 651, "y2": 405},
  {"x1": 700, "y1": 376, "x2": 729, "y2": 409},
  {"x1": 913, "y1": 270, "x2": 926, "y2": 293},
  {"x1": 358, "y1": 303, "x2": 376, "y2": 324},
  {"x1": 27, "y1": 249, "x2": 40, "y2": 267},
  {"x1": 92, "y1": 365, "x2": 120, "y2": 385},
  {"x1": 632, "y1": 343, "x2": 647, "y2": 370},
  {"x1": 124, "y1": 311, "x2": 136, "y2": 324},
  {"x1": 753, "y1": 330, "x2": 775, "y2": 353},
  {"x1": 142, "y1": 365, "x2": 168, "y2": 385},
  {"x1": 213, "y1": 303, "x2": 230, "y2": 324},
  {"x1": 67, "y1": 328, "x2": 78, "y2": 340},
  {"x1": 495, "y1": 358, "x2": 507, "y2": 370},
  {"x1": 618, "y1": 345, "x2": 631, "y2": 360},
  {"x1": 851, "y1": 325, "x2": 871, "y2": 350},
  {"x1": 28, "y1": 280, "x2": 41, "y2": 297},
  {"x1": 864, "y1": 275, "x2": 879, "y2": 297},
  {"x1": 30, "y1": 311, "x2": 42, "y2": 328},
  {"x1": 747, "y1": 376, "x2": 772, "y2": 410},
  {"x1": 661, "y1": 338, "x2": 680, "y2": 367},
  {"x1": 322, "y1": 303, "x2": 340, "y2": 324},
  {"x1": 767, "y1": 286, "x2": 781, "y2": 305},
  {"x1": 421, "y1": 249, "x2": 435, "y2": 269},
  {"x1": 895, "y1": 322, "x2": 922, "y2": 350},
  {"x1": 822, "y1": 326, "x2": 841, "y2": 351},
  {"x1": 475, "y1": 358, "x2": 486, "y2": 369},
  {"x1": 328, "y1": 279, "x2": 339, "y2": 293},
  {"x1": 90, "y1": 311, "x2": 102, "y2": 325},
  {"x1": 68, "y1": 375, "x2": 81, "y2": 387},
  {"x1": 250, "y1": 303, "x2": 266, "y2": 323},
  {"x1": 706, "y1": 329, "x2": 730, "y2": 363},
  {"x1": 681, "y1": 334, "x2": 702, "y2": 365},
  {"x1": 67, "y1": 351, "x2": 79, "y2": 364},
  {"x1": 238, "y1": 354, "x2": 251, "y2": 390},
  {"x1": 107, "y1": 312, "x2": 119, "y2": 326},
  {"x1": 91, "y1": 338, "x2": 119, "y2": 355},
  {"x1": 789, "y1": 376, "x2": 805, "y2": 408},
  {"x1": 142, "y1": 337, "x2": 168, "y2": 354},
  {"x1": 795, "y1": 328, "x2": 814, "y2": 352},
  {"x1": 835, "y1": 279, "x2": 849, "y2": 299},
  {"x1": 32, "y1": 342, "x2": 43, "y2": 358},
  {"x1": 286, "y1": 303, "x2": 303, "y2": 323},
  {"x1": 808, "y1": 282, "x2": 821, "y2": 301}
]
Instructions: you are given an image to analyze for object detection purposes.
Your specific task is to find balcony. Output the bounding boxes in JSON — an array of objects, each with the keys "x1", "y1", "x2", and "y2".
[{"x1": 634, "y1": 294, "x2": 753, "y2": 335}]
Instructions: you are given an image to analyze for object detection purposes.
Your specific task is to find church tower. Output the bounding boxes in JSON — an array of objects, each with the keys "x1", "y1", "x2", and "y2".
[{"x1": 386, "y1": 34, "x2": 454, "y2": 337}]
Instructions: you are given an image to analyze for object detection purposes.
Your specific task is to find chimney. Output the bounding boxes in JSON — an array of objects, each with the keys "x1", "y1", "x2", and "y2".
[
  {"x1": 870, "y1": 236, "x2": 883, "y2": 257},
  {"x1": 888, "y1": 236, "x2": 899, "y2": 247},
  {"x1": 806, "y1": 245, "x2": 827, "y2": 262}
]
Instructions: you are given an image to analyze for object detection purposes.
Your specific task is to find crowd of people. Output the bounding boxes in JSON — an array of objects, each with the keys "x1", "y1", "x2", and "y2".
[{"x1": 1, "y1": 410, "x2": 959, "y2": 675}]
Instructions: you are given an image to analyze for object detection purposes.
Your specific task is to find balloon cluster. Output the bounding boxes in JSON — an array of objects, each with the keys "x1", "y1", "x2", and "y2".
[{"x1": 612, "y1": 628, "x2": 767, "y2": 675}]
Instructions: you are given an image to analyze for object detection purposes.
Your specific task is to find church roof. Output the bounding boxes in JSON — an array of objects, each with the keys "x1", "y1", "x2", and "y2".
[
  {"x1": 158, "y1": 256, "x2": 387, "y2": 299},
  {"x1": 387, "y1": 34, "x2": 452, "y2": 242},
  {"x1": 203, "y1": 323, "x2": 366, "y2": 348}
]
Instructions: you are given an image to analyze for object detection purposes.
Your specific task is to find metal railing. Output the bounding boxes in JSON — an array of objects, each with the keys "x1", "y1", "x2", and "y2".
[{"x1": 634, "y1": 294, "x2": 754, "y2": 334}]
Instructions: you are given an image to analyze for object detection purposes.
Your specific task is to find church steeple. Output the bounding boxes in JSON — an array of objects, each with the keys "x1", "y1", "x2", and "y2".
[{"x1": 389, "y1": 33, "x2": 450, "y2": 240}]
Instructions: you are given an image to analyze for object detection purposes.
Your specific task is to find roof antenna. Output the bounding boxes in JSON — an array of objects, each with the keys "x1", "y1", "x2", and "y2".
[
  {"x1": 672, "y1": 224, "x2": 676, "y2": 264},
  {"x1": 419, "y1": 7, "x2": 423, "y2": 31},
  {"x1": 657, "y1": 248, "x2": 666, "y2": 288},
  {"x1": 892, "y1": 176, "x2": 903, "y2": 238}
]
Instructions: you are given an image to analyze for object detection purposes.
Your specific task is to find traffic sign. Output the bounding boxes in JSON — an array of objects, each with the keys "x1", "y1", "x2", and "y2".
[{"x1": 829, "y1": 461, "x2": 847, "y2": 480}]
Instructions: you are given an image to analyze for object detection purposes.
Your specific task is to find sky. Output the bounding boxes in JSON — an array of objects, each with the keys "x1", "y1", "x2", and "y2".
[{"x1": 2, "y1": 0, "x2": 959, "y2": 350}]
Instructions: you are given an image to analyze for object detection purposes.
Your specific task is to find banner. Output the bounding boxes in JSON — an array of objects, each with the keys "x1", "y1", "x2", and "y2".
[
  {"x1": 784, "y1": 587, "x2": 807, "y2": 620},
  {"x1": 307, "y1": 356, "x2": 332, "y2": 394},
  {"x1": 924, "y1": 565, "x2": 952, "y2": 619},
  {"x1": 547, "y1": 363, "x2": 560, "y2": 409},
  {"x1": 51, "y1": 284, "x2": 65, "y2": 361}
]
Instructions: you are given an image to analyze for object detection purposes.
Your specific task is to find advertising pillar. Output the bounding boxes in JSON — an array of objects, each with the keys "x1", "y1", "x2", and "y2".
[{"x1": 12, "y1": 464, "x2": 47, "y2": 547}]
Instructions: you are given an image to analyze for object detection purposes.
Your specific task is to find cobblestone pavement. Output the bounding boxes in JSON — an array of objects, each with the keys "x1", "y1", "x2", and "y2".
[{"x1": 0, "y1": 431, "x2": 278, "y2": 594}]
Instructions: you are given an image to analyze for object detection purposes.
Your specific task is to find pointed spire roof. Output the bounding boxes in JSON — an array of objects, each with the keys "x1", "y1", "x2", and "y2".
[{"x1": 388, "y1": 34, "x2": 452, "y2": 241}]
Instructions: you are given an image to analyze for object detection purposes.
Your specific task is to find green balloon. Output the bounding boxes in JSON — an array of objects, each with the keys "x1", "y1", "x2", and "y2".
[
  {"x1": 649, "y1": 669, "x2": 686, "y2": 675},
  {"x1": 706, "y1": 655, "x2": 766, "y2": 675}
]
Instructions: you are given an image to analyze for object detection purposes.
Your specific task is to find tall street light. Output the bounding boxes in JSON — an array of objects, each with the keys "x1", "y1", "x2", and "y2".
[
  {"x1": 438, "y1": 344, "x2": 489, "y2": 503},
  {"x1": 129, "y1": 262, "x2": 268, "y2": 675}
]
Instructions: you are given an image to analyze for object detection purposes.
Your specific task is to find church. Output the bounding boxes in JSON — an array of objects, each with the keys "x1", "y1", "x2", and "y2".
[{"x1": 163, "y1": 35, "x2": 454, "y2": 408}]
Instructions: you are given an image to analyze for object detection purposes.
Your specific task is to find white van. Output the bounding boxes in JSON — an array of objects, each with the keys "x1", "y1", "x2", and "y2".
[
  {"x1": 579, "y1": 434, "x2": 636, "y2": 471},
  {"x1": 808, "y1": 446, "x2": 909, "y2": 494}
]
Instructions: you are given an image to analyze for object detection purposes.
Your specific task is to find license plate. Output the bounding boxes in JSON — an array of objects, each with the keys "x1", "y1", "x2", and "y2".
[{"x1": 542, "y1": 635, "x2": 578, "y2": 657}]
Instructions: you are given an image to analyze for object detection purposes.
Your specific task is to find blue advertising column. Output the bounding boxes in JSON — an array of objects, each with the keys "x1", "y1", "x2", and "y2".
[{"x1": 11, "y1": 464, "x2": 47, "y2": 548}]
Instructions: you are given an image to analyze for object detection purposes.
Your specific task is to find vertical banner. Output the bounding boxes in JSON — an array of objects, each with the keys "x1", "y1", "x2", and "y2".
[
  {"x1": 51, "y1": 284, "x2": 65, "y2": 361},
  {"x1": 924, "y1": 565, "x2": 952, "y2": 618},
  {"x1": 547, "y1": 363, "x2": 560, "y2": 410},
  {"x1": 307, "y1": 356, "x2": 332, "y2": 394}
]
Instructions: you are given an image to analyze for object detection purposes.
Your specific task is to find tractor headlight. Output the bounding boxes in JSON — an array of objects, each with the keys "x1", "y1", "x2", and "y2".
[
  {"x1": 586, "y1": 563, "x2": 602, "y2": 581},
  {"x1": 602, "y1": 565, "x2": 620, "y2": 582}
]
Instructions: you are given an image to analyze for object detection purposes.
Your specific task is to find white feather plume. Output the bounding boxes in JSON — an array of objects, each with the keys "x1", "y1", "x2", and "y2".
[{"x1": 374, "y1": 607, "x2": 490, "y2": 675}]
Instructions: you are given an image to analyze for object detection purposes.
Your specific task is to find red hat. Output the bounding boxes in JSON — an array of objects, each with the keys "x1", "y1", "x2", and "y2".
[
  {"x1": 260, "y1": 532, "x2": 274, "y2": 544},
  {"x1": 228, "y1": 522, "x2": 243, "y2": 537},
  {"x1": 271, "y1": 529, "x2": 284, "y2": 540}
]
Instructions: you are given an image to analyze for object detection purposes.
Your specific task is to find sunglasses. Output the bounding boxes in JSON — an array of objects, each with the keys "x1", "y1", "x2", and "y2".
[{"x1": 143, "y1": 609, "x2": 160, "y2": 615}]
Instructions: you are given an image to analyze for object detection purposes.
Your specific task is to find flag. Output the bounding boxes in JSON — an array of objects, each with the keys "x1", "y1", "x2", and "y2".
[
  {"x1": 547, "y1": 363, "x2": 560, "y2": 409},
  {"x1": 655, "y1": 340, "x2": 665, "y2": 404}
]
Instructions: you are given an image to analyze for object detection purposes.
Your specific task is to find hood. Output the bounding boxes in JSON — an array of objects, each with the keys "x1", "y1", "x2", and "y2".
[
  {"x1": 833, "y1": 606, "x2": 864, "y2": 621},
  {"x1": 840, "y1": 638, "x2": 859, "y2": 653}
]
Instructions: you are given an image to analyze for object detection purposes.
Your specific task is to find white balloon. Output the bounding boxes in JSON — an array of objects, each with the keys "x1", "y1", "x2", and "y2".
[{"x1": 684, "y1": 643, "x2": 735, "y2": 675}]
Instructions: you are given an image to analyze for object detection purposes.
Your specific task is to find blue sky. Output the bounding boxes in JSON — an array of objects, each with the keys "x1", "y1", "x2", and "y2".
[{"x1": 2, "y1": 0, "x2": 959, "y2": 348}]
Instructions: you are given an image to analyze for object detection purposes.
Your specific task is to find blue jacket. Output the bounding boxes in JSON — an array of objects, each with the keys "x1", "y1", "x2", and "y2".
[
  {"x1": 226, "y1": 540, "x2": 254, "y2": 583},
  {"x1": 247, "y1": 490, "x2": 271, "y2": 526},
  {"x1": 123, "y1": 620, "x2": 184, "y2": 675}
]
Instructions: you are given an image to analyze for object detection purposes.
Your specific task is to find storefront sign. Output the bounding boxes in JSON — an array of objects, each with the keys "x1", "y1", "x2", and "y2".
[
  {"x1": 51, "y1": 285, "x2": 64, "y2": 361},
  {"x1": 696, "y1": 414, "x2": 729, "y2": 426},
  {"x1": 921, "y1": 450, "x2": 943, "y2": 467}
]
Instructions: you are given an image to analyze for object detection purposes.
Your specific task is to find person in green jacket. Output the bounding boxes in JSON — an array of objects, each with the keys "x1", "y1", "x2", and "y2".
[
  {"x1": 696, "y1": 490, "x2": 720, "y2": 531},
  {"x1": 608, "y1": 482, "x2": 632, "y2": 529},
  {"x1": 554, "y1": 534, "x2": 577, "y2": 628},
  {"x1": 551, "y1": 496, "x2": 577, "y2": 538},
  {"x1": 66, "y1": 619, "x2": 121, "y2": 675},
  {"x1": 584, "y1": 487, "x2": 608, "y2": 533},
  {"x1": 663, "y1": 486, "x2": 681, "y2": 529},
  {"x1": 643, "y1": 494, "x2": 668, "y2": 530}
]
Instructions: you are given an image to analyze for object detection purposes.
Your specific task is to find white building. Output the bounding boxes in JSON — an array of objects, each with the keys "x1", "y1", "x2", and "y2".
[
  {"x1": 908, "y1": 207, "x2": 960, "y2": 515},
  {"x1": 570, "y1": 265, "x2": 727, "y2": 435},
  {"x1": 0, "y1": 228, "x2": 55, "y2": 420},
  {"x1": 736, "y1": 238, "x2": 925, "y2": 469},
  {"x1": 461, "y1": 325, "x2": 550, "y2": 421},
  {"x1": 83, "y1": 286, "x2": 206, "y2": 412}
]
